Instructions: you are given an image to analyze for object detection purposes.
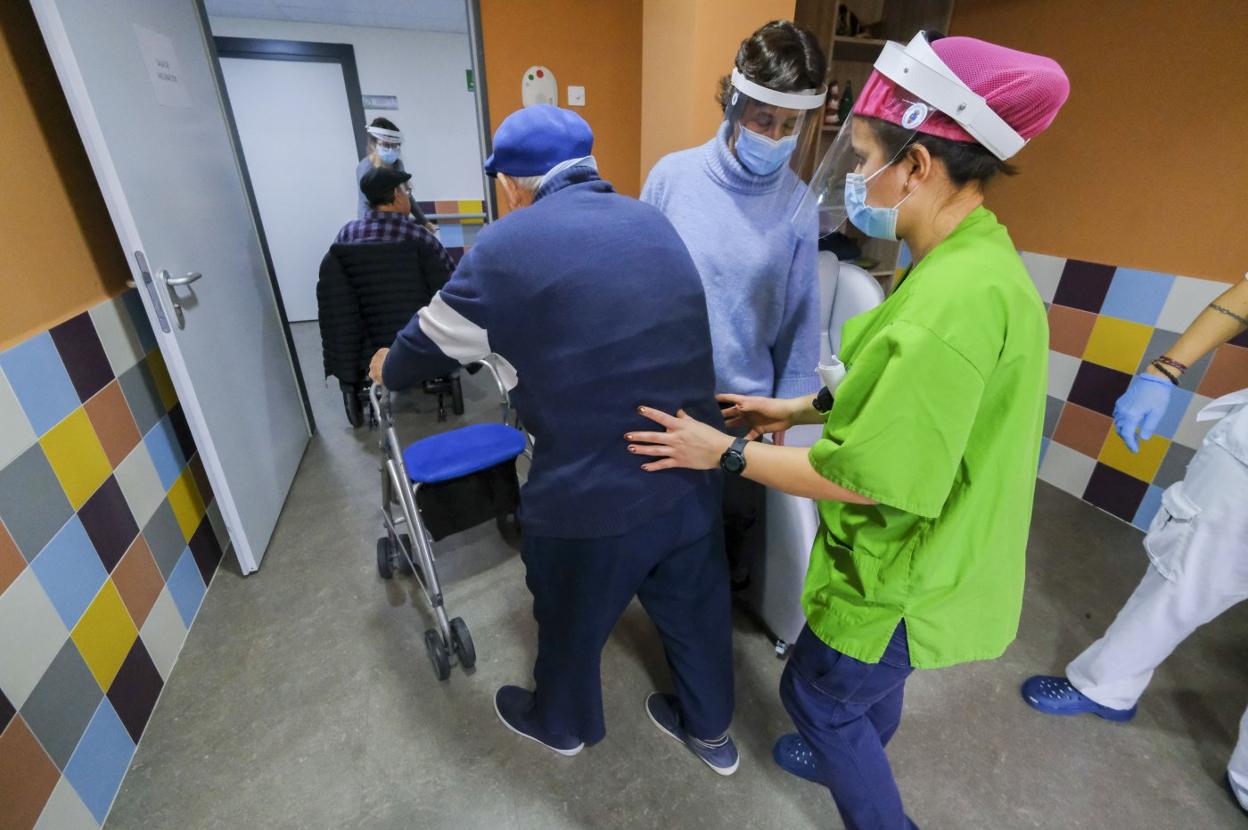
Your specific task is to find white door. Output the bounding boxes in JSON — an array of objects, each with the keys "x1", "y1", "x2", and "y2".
[
  {"x1": 31, "y1": 0, "x2": 311, "y2": 574},
  {"x1": 218, "y1": 56, "x2": 361, "y2": 322}
]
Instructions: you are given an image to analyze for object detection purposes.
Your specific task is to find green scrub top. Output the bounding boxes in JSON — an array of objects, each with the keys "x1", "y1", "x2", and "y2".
[{"x1": 803, "y1": 206, "x2": 1048, "y2": 669}]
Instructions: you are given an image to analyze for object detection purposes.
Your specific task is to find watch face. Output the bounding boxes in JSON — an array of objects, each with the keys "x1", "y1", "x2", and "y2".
[{"x1": 722, "y1": 451, "x2": 745, "y2": 474}]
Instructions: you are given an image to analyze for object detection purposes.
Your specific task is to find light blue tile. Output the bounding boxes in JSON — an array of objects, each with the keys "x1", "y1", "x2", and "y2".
[
  {"x1": 438, "y1": 224, "x2": 465, "y2": 248},
  {"x1": 64, "y1": 699, "x2": 136, "y2": 823},
  {"x1": 121, "y1": 290, "x2": 158, "y2": 355},
  {"x1": 30, "y1": 517, "x2": 107, "y2": 629},
  {"x1": 1039, "y1": 437, "x2": 1050, "y2": 470},
  {"x1": 166, "y1": 547, "x2": 205, "y2": 627},
  {"x1": 1153, "y1": 387, "x2": 1193, "y2": 440},
  {"x1": 0, "y1": 333, "x2": 81, "y2": 435},
  {"x1": 144, "y1": 416, "x2": 185, "y2": 491},
  {"x1": 1132, "y1": 485, "x2": 1165, "y2": 531},
  {"x1": 1100, "y1": 268, "x2": 1174, "y2": 326}
]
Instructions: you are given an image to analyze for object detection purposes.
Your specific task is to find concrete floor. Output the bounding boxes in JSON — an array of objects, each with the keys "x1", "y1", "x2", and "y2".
[{"x1": 105, "y1": 323, "x2": 1248, "y2": 829}]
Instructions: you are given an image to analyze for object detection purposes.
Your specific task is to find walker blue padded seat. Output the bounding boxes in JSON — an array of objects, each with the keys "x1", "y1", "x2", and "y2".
[{"x1": 402, "y1": 423, "x2": 527, "y2": 485}]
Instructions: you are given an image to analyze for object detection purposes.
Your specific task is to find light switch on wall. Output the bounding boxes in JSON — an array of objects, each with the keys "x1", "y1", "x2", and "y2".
[{"x1": 567, "y1": 85, "x2": 586, "y2": 107}]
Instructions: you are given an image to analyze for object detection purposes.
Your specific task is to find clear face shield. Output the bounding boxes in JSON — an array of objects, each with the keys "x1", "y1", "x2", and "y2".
[
  {"x1": 723, "y1": 68, "x2": 826, "y2": 182},
  {"x1": 367, "y1": 125, "x2": 402, "y2": 164},
  {"x1": 794, "y1": 31, "x2": 1026, "y2": 239}
]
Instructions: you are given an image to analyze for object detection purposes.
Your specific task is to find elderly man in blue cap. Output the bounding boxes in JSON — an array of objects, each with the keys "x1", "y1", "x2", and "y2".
[{"x1": 368, "y1": 105, "x2": 739, "y2": 773}]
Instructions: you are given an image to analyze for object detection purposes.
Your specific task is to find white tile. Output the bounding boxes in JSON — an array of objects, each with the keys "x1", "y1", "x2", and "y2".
[
  {"x1": 1020, "y1": 251, "x2": 1066, "y2": 304},
  {"x1": 141, "y1": 588, "x2": 188, "y2": 682},
  {"x1": 1038, "y1": 441, "x2": 1097, "y2": 498},
  {"x1": 0, "y1": 568, "x2": 70, "y2": 708},
  {"x1": 0, "y1": 368, "x2": 37, "y2": 469},
  {"x1": 35, "y1": 777, "x2": 99, "y2": 830},
  {"x1": 88, "y1": 295, "x2": 145, "y2": 378},
  {"x1": 114, "y1": 442, "x2": 165, "y2": 526},
  {"x1": 1047, "y1": 351, "x2": 1081, "y2": 401},
  {"x1": 1155, "y1": 275, "x2": 1228, "y2": 333},
  {"x1": 1173, "y1": 393, "x2": 1216, "y2": 449}
]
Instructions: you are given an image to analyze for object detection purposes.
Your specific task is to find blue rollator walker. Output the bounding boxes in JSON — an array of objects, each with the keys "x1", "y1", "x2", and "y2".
[{"x1": 370, "y1": 359, "x2": 527, "y2": 680}]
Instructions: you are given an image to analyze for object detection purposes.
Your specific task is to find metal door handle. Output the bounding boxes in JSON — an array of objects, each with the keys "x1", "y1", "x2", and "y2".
[{"x1": 160, "y1": 269, "x2": 200, "y2": 329}]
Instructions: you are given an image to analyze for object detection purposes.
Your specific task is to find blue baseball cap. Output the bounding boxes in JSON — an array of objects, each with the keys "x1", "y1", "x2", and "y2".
[{"x1": 484, "y1": 105, "x2": 593, "y2": 178}]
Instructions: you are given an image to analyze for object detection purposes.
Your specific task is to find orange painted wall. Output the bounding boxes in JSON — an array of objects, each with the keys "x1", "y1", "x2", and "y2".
[
  {"x1": 0, "y1": 4, "x2": 130, "y2": 349},
  {"x1": 951, "y1": 0, "x2": 1247, "y2": 283},
  {"x1": 479, "y1": 0, "x2": 643, "y2": 214},
  {"x1": 640, "y1": 0, "x2": 796, "y2": 182}
]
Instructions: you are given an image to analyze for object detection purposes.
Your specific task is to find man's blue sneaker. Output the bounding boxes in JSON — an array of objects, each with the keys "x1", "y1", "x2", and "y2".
[
  {"x1": 494, "y1": 686, "x2": 583, "y2": 757},
  {"x1": 645, "y1": 692, "x2": 739, "y2": 776},
  {"x1": 1020, "y1": 676, "x2": 1137, "y2": 722},
  {"x1": 773, "y1": 733, "x2": 821, "y2": 785}
]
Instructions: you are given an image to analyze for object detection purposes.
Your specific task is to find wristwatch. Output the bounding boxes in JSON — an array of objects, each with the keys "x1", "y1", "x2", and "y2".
[
  {"x1": 720, "y1": 436, "x2": 749, "y2": 475},
  {"x1": 812, "y1": 387, "x2": 835, "y2": 413}
]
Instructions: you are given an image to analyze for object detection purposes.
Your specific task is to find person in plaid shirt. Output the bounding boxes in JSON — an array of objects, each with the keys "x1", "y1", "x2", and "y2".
[{"x1": 336, "y1": 167, "x2": 450, "y2": 270}]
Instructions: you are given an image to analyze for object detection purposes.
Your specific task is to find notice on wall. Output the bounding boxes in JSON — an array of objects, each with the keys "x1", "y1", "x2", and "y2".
[
  {"x1": 361, "y1": 95, "x2": 399, "y2": 110},
  {"x1": 133, "y1": 24, "x2": 191, "y2": 109}
]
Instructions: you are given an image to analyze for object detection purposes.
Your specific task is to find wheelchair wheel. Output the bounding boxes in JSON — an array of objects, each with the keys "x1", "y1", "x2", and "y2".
[
  {"x1": 424, "y1": 628, "x2": 452, "y2": 681},
  {"x1": 451, "y1": 375, "x2": 465, "y2": 416},
  {"x1": 376, "y1": 537, "x2": 396, "y2": 580},
  {"x1": 450, "y1": 617, "x2": 476, "y2": 670},
  {"x1": 344, "y1": 389, "x2": 364, "y2": 428}
]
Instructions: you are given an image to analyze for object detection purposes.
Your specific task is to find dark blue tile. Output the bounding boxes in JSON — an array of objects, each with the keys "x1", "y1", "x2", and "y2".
[
  {"x1": 0, "y1": 686, "x2": 13, "y2": 734},
  {"x1": 50, "y1": 313, "x2": 114, "y2": 402},
  {"x1": 1052, "y1": 260, "x2": 1116, "y2": 313},
  {"x1": 167, "y1": 404, "x2": 196, "y2": 461},
  {"x1": 188, "y1": 517, "x2": 223, "y2": 585},
  {"x1": 78, "y1": 477, "x2": 139, "y2": 572},
  {"x1": 1067, "y1": 362, "x2": 1133, "y2": 417},
  {"x1": 107, "y1": 639, "x2": 163, "y2": 743},
  {"x1": 1083, "y1": 463, "x2": 1149, "y2": 522}
]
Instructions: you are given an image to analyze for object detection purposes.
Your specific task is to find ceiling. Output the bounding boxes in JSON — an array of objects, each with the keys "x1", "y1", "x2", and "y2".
[{"x1": 203, "y1": 0, "x2": 469, "y2": 34}]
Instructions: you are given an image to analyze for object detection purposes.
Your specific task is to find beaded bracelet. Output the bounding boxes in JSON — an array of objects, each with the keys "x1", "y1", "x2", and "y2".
[
  {"x1": 1149, "y1": 360, "x2": 1180, "y2": 386},
  {"x1": 1210, "y1": 303, "x2": 1248, "y2": 328},
  {"x1": 1154, "y1": 355, "x2": 1188, "y2": 374}
]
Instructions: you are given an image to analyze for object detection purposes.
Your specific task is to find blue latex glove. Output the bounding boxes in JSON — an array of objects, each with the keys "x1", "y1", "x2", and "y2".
[{"x1": 1112, "y1": 374, "x2": 1174, "y2": 453}]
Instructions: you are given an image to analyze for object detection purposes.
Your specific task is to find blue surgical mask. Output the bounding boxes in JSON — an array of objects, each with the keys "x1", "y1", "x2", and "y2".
[
  {"x1": 843, "y1": 167, "x2": 916, "y2": 240},
  {"x1": 735, "y1": 127, "x2": 797, "y2": 176},
  {"x1": 377, "y1": 146, "x2": 400, "y2": 165}
]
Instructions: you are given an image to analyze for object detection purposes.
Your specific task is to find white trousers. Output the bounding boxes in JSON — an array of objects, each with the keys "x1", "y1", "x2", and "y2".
[{"x1": 1065, "y1": 439, "x2": 1248, "y2": 805}]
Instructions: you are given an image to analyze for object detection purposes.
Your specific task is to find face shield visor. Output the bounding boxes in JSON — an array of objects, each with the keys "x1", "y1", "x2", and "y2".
[
  {"x1": 724, "y1": 68, "x2": 826, "y2": 181},
  {"x1": 794, "y1": 31, "x2": 1026, "y2": 238},
  {"x1": 367, "y1": 125, "x2": 403, "y2": 164}
]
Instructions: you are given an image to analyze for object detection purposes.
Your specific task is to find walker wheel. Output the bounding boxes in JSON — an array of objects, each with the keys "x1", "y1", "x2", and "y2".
[
  {"x1": 425, "y1": 628, "x2": 452, "y2": 681},
  {"x1": 450, "y1": 617, "x2": 476, "y2": 669},
  {"x1": 376, "y1": 537, "x2": 395, "y2": 580}
]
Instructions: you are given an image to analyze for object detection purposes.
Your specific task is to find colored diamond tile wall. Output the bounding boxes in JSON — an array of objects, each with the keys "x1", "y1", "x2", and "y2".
[
  {"x1": 416, "y1": 199, "x2": 486, "y2": 265},
  {"x1": 0, "y1": 289, "x2": 230, "y2": 829},
  {"x1": 1023, "y1": 252, "x2": 1248, "y2": 531}
]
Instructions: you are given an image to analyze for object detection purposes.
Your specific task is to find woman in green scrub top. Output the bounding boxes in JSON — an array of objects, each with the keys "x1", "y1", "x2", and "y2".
[{"x1": 626, "y1": 32, "x2": 1070, "y2": 829}]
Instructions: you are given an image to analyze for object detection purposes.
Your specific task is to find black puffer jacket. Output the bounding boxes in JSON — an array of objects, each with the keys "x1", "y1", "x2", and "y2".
[{"x1": 317, "y1": 241, "x2": 453, "y2": 385}]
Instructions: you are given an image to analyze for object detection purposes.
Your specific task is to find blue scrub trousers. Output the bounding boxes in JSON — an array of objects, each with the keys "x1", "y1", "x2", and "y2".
[
  {"x1": 521, "y1": 486, "x2": 733, "y2": 747},
  {"x1": 780, "y1": 622, "x2": 917, "y2": 830}
]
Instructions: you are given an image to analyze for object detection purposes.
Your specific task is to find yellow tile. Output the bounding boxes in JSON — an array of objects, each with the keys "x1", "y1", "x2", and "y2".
[
  {"x1": 1082, "y1": 315, "x2": 1153, "y2": 375},
  {"x1": 147, "y1": 351, "x2": 178, "y2": 411},
  {"x1": 40, "y1": 408, "x2": 113, "y2": 510},
  {"x1": 458, "y1": 200, "x2": 484, "y2": 224},
  {"x1": 72, "y1": 580, "x2": 138, "y2": 691},
  {"x1": 1099, "y1": 429, "x2": 1170, "y2": 482},
  {"x1": 167, "y1": 468, "x2": 205, "y2": 541}
]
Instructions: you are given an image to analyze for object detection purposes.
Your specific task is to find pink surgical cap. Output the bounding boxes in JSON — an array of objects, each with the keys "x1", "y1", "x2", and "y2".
[{"x1": 854, "y1": 35, "x2": 1070, "y2": 147}]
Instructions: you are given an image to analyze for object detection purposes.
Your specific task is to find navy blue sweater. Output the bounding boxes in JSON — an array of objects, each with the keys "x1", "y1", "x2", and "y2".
[{"x1": 383, "y1": 167, "x2": 722, "y2": 539}]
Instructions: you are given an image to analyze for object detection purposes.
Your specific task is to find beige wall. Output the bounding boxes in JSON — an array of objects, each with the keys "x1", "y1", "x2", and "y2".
[
  {"x1": 0, "y1": 4, "x2": 130, "y2": 349},
  {"x1": 952, "y1": 0, "x2": 1248, "y2": 283},
  {"x1": 480, "y1": 0, "x2": 644, "y2": 214},
  {"x1": 640, "y1": 0, "x2": 796, "y2": 184}
]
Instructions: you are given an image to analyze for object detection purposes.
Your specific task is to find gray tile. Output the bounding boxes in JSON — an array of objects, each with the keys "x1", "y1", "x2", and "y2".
[
  {"x1": 1135, "y1": 328, "x2": 1213, "y2": 392},
  {"x1": 89, "y1": 294, "x2": 146, "y2": 379},
  {"x1": 144, "y1": 501, "x2": 186, "y2": 580},
  {"x1": 206, "y1": 500, "x2": 228, "y2": 551},
  {"x1": 0, "y1": 568, "x2": 69, "y2": 709},
  {"x1": 117, "y1": 360, "x2": 163, "y2": 436},
  {"x1": 0, "y1": 369, "x2": 37, "y2": 469},
  {"x1": 140, "y1": 588, "x2": 186, "y2": 682},
  {"x1": 0, "y1": 444, "x2": 74, "y2": 561},
  {"x1": 33, "y1": 777, "x2": 98, "y2": 830},
  {"x1": 20, "y1": 639, "x2": 102, "y2": 768},
  {"x1": 1043, "y1": 396, "x2": 1063, "y2": 438},
  {"x1": 1155, "y1": 443, "x2": 1196, "y2": 490},
  {"x1": 115, "y1": 441, "x2": 164, "y2": 527}
]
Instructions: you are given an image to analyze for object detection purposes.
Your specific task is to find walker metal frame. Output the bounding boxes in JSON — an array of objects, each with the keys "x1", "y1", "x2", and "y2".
[{"x1": 369, "y1": 360, "x2": 521, "y2": 680}]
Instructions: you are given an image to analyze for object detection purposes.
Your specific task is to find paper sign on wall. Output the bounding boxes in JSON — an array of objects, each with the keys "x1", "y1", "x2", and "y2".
[{"x1": 133, "y1": 24, "x2": 191, "y2": 108}]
